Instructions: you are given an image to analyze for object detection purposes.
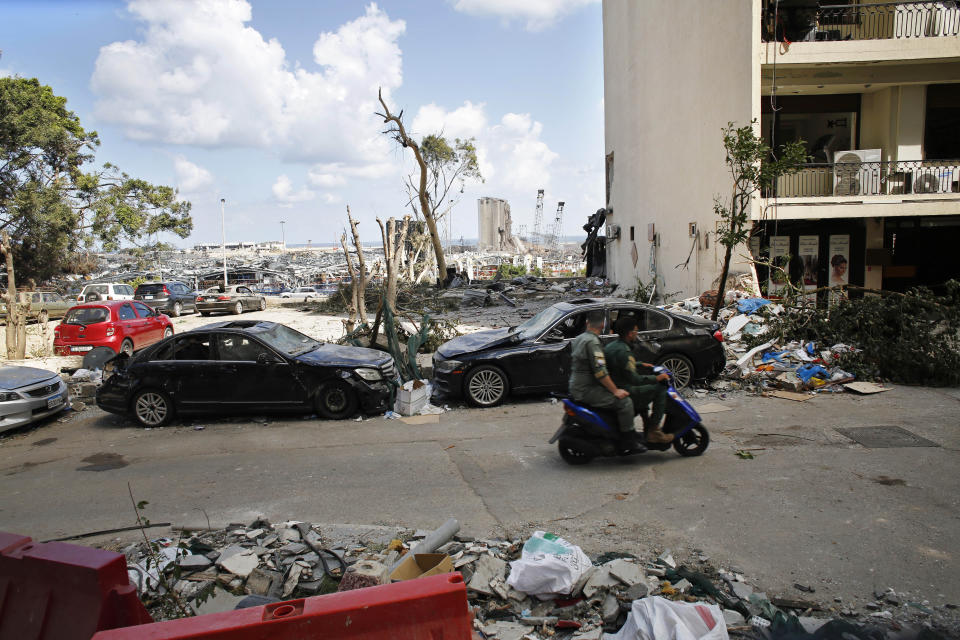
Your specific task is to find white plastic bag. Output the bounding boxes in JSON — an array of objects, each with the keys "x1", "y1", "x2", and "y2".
[
  {"x1": 506, "y1": 531, "x2": 592, "y2": 600},
  {"x1": 604, "y1": 596, "x2": 729, "y2": 640}
]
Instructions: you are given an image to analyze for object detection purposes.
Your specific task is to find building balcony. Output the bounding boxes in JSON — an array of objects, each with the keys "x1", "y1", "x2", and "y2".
[
  {"x1": 757, "y1": 158, "x2": 960, "y2": 219},
  {"x1": 761, "y1": 1, "x2": 960, "y2": 65}
]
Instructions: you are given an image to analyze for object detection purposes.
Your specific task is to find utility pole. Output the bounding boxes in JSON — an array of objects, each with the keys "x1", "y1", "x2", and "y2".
[
  {"x1": 220, "y1": 198, "x2": 228, "y2": 286},
  {"x1": 280, "y1": 220, "x2": 286, "y2": 251}
]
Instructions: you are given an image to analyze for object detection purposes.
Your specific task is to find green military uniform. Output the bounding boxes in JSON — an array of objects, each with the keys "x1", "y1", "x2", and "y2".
[
  {"x1": 604, "y1": 339, "x2": 667, "y2": 427},
  {"x1": 568, "y1": 331, "x2": 634, "y2": 432}
]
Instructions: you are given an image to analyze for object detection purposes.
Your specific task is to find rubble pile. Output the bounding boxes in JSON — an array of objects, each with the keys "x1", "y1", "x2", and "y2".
[
  {"x1": 120, "y1": 519, "x2": 956, "y2": 639},
  {"x1": 440, "y1": 276, "x2": 614, "y2": 313}
]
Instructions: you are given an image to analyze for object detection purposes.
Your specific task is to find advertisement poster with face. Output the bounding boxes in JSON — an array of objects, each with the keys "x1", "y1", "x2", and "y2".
[
  {"x1": 769, "y1": 236, "x2": 790, "y2": 296},
  {"x1": 829, "y1": 234, "x2": 850, "y2": 303},
  {"x1": 798, "y1": 236, "x2": 819, "y2": 302}
]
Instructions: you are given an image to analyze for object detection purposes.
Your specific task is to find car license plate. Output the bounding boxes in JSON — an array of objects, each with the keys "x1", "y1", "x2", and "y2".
[
  {"x1": 144, "y1": 295, "x2": 154, "y2": 300},
  {"x1": 47, "y1": 395, "x2": 63, "y2": 409},
  {"x1": 71, "y1": 346, "x2": 93, "y2": 352}
]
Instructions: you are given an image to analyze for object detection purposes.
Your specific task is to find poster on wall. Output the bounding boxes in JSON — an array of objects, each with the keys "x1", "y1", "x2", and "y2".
[
  {"x1": 768, "y1": 235, "x2": 790, "y2": 296},
  {"x1": 828, "y1": 234, "x2": 850, "y2": 304},
  {"x1": 798, "y1": 235, "x2": 820, "y2": 301}
]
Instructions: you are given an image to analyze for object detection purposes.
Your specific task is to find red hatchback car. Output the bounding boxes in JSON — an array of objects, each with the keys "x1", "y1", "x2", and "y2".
[{"x1": 54, "y1": 300, "x2": 174, "y2": 356}]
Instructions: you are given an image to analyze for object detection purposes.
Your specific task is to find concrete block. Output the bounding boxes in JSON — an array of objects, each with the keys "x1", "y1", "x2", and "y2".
[
  {"x1": 601, "y1": 593, "x2": 620, "y2": 624},
  {"x1": 583, "y1": 567, "x2": 620, "y2": 598},
  {"x1": 279, "y1": 527, "x2": 301, "y2": 542},
  {"x1": 624, "y1": 582, "x2": 649, "y2": 601},
  {"x1": 245, "y1": 528, "x2": 265, "y2": 540},
  {"x1": 606, "y1": 558, "x2": 646, "y2": 586},
  {"x1": 723, "y1": 609, "x2": 746, "y2": 627},
  {"x1": 261, "y1": 534, "x2": 279, "y2": 548},
  {"x1": 176, "y1": 554, "x2": 212, "y2": 570},
  {"x1": 280, "y1": 542, "x2": 307, "y2": 555},
  {"x1": 219, "y1": 551, "x2": 259, "y2": 578},
  {"x1": 482, "y1": 621, "x2": 533, "y2": 640},
  {"x1": 245, "y1": 567, "x2": 279, "y2": 596},
  {"x1": 732, "y1": 582, "x2": 754, "y2": 600},
  {"x1": 467, "y1": 554, "x2": 507, "y2": 597}
]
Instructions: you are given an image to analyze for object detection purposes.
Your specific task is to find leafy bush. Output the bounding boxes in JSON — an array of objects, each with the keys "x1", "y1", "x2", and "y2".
[
  {"x1": 759, "y1": 281, "x2": 960, "y2": 386},
  {"x1": 496, "y1": 264, "x2": 527, "y2": 278}
]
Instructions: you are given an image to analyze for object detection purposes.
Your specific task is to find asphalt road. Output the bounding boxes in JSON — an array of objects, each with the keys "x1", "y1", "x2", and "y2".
[{"x1": 1, "y1": 383, "x2": 958, "y2": 611}]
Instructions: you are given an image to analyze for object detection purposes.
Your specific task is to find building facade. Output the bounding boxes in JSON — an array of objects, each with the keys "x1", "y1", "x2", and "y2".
[
  {"x1": 603, "y1": 0, "x2": 960, "y2": 299},
  {"x1": 477, "y1": 197, "x2": 513, "y2": 251}
]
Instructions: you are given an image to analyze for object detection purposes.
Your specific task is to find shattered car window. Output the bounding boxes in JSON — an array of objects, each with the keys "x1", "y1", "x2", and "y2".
[
  {"x1": 256, "y1": 324, "x2": 320, "y2": 356},
  {"x1": 217, "y1": 334, "x2": 272, "y2": 361},
  {"x1": 514, "y1": 307, "x2": 566, "y2": 341},
  {"x1": 64, "y1": 307, "x2": 108, "y2": 325},
  {"x1": 175, "y1": 334, "x2": 212, "y2": 361}
]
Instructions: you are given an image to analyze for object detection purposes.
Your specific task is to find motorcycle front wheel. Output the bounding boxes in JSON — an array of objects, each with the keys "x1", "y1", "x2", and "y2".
[{"x1": 673, "y1": 423, "x2": 709, "y2": 457}]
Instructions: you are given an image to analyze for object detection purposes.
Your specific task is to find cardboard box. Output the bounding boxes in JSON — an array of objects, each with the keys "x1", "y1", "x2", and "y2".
[
  {"x1": 389, "y1": 553, "x2": 454, "y2": 582},
  {"x1": 395, "y1": 379, "x2": 429, "y2": 416}
]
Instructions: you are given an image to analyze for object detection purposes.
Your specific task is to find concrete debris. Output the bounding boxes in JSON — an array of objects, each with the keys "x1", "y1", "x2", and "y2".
[{"x1": 605, "y1": 558, "x2": 645, "y2": 586}]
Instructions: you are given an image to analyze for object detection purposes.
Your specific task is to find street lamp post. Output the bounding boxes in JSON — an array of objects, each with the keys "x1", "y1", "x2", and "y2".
[
  {"x1": 220, "y1": 198, "x2": 228, "y2": 286},
  {"x1": 280, "y1": 220, "x2": 285, "y2": 251}
]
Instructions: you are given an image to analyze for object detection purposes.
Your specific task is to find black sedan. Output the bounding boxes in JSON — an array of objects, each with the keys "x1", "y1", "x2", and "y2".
[
  {"x1": 97, "y1": 320, "x2": 399, "y2": 427},
  {"x1": 432, "y1": 298, "x2": 725, "y2": 407}
]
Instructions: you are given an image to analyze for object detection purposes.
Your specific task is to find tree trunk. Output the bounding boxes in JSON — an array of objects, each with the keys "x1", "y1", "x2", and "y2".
[
  {"x1": 339, "y1": 232, "x2": 358, "y2": 332},
  {"x1": 2, "y1": 231, "x2": 27, "y2": 360},
  {"x1": 347, "y1": 206, "x2": 370, "y2": 324},
  {"x1": 712, "y1": 243, "x2": 734, "y2": 321},
  {"x1": 378, "y1": 216, "x2": 410, "y2": 314}
]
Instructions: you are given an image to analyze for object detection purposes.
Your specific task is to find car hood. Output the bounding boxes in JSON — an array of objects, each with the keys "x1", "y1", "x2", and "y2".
[
  {"x1": 0, "y1": 366, "x2": 58, "y2": 390},
  {"x1": 296, "y1": 343, "x2": 393, "y2": 368},
  {"x1": 437, "y1": 328, "x2": 518, "y2": 358}
]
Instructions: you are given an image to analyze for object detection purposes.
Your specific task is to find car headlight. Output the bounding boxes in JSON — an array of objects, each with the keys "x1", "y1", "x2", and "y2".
[
  {"x1": 434, "y1": 359, "x2": 463, "y2": 374},
  {"x1": 0, "y1": 391, "x2": 21, "y2": 402},
  {"x1": 354, "y1": 368, "x2": 383, "y2": 381}
]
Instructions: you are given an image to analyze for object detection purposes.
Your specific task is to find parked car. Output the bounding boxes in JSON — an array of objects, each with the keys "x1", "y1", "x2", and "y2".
[
  {"x1": 195, "y1": 285, "x2": 266, "y2": 316},
  {"x1": 134, "y1": 281, "x2": 198, "y2": 317},
  {"x1": 76, "y1": 283, "x2": 135, "y2": 303},
  {"x1": 432, "y1": 297, "x2": 725, "y2": 407},
  {"x1": 0, "y1": 365, "x2": 70, "y2": 434},
  {"x1": 0, "y1": 291, "x2": 72, "y2": 323},
  {"x1": 54, "y1": 300, "x2": 174, "y2": 356},
  {"x1": 280, "y1": 286, "x2": 322, "y2": 300},
  {"x1": 96, "y1": 320, "x2": 399, "y2": 427}
]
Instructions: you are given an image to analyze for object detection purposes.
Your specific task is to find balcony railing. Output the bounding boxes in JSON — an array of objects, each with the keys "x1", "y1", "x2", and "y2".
[
  {"x1": 762, "y1": 1, "x2": 960, "y2": 42},
  {"x1": 767, "y1": 159, "x2": 960, "y2": 198}
]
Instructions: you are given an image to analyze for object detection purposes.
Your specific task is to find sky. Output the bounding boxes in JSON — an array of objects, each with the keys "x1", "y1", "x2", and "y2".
[{"x1": 1, "y1": 0, "x2": 604, "y2": 249}]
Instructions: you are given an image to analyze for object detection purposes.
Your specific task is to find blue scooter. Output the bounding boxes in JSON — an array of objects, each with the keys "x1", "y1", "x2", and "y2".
[{"x1": 548, "y1": 366, "x2": 710, "y2": 465}]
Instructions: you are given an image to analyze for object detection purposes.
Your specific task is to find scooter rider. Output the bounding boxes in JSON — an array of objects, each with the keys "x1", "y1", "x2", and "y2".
[
  {"x1": 569, "y1": 310, "x2": 646, "y2": 451},
  {"x1": 605, "y1": 316, "x2": 674, "y2": 444}
]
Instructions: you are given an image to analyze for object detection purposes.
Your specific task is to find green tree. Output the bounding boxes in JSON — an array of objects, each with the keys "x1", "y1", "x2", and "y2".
[
  {"x1": 712, "y1": 121, "x2": 806, "y2": 320},
  {"x1": 0, "y1": 77, "x2": 192, "y2": 283},
  {"x1": 377, "y1": 89, "x2": 482, "y2": 283}
]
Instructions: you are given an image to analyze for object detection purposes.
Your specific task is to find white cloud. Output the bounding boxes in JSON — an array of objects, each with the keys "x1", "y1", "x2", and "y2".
[
  {"x1": 450, "y1": 0, "x2": 598, "y2": 31},
  {"x1": 173, "y1": 155, "x2": 213, "y2": 192},
  {"x1": 272, "y1": 175, "x2": 315, "y2": 207},
  {"x1": 91, "y1": 1, "x2": 405, "y2": 166},
  {"x1": 306, "y1": 161, "x2": 396, "y2": 188}
]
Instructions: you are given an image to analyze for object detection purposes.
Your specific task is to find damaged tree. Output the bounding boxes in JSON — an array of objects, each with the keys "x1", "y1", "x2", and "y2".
[
  {"x1": 376, "y1": 89, "x2": 481, "y2": 285},
  {"x1": 711, "y1": 121, "x2": 805, "y2": 320},
  {"x1": 1, "y1": 230, "x2": 27, "y2": 359},
  {"x1": 339, "y1": 206, "x2": 373, "y2": 332}
]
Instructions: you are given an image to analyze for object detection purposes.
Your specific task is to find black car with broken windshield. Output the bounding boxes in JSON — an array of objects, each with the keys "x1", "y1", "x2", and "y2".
[
  {"x1": 432, "y1": 298, "x2": 725, "y2": 407},
  {"x1": 97, "y1": 320, "x2": 398, "y2": 427}
]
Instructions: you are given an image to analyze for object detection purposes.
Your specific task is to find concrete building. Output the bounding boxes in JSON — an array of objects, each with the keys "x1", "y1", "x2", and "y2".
[
  {"x1": 477, "y1": 197, "x2": 513, "y2": 251},
  {"x1": 603, "y1": 0, "x2": 960, "y2": 299}
]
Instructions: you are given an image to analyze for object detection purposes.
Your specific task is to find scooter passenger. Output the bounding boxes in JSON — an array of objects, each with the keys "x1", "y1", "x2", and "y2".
[
  {"x1": 569, "y1": 310, "x2": 646, "y2": 452},
  {"x1": 604, "y1": 316, "x2": 674, "y2": 444}
]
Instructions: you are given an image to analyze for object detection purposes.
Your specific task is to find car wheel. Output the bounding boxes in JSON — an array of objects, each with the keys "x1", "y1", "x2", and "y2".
[
  {"x1": 315, "y1": 381, "x2": 359, "y2": 420},
  {"x1": 232, "y1": 301, "x2": 243, "y2": 315},
  {"x1": 171, "y1": 301, "x2": 182, "y2": 317},
  {"x1": 558, "y1": 439, "x2": 594, "y2": 465},
  {"x1": 657, "y1": 353, "x2": 694, "y2": 390},
  {"x1": 38, "y1": 310, "x2": 49, "y2": 324},
  {"x1": 132, "y1": 389, "x2": 174, "y2": 427},
  {"x1": 673, "y1": 423, "x2": 710, "y2": 457},
  {"x1": 259, "y1": 298, "x2": 266, "y2": 311},
  {"x1": 199, "y1": 311, "x2": 210, "y2": 317},
  {"x1": 464, "y1": 365, "x2": 509, "y2": 407},
  {"x1": 120, "y1": 339, "x2": 135, "y2": 357},
  {"x1": 162, "y1": 327, "x2": 173, "y2": 340}
]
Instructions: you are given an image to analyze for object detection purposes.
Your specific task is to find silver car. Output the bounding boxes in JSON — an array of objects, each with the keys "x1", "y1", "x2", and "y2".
[{"x1": 0, "y1": 366, "x2": 70, "y2": 434}]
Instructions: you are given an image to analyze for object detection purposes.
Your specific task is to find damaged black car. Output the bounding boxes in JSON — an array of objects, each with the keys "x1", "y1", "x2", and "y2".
[
  {"x1": 97, "y1": 320, "x2": 399, "y2": 427},
  {"x1": 433, "y1": 298, "x2": 725, "y2": 407}
]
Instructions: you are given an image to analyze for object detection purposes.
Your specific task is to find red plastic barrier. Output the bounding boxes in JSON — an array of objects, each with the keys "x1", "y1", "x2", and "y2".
[
  {"x1": 92, "y1": 572, "x2": 473, "y2": 640},
  {"x1": 0, "y1": 531, "x2": 152, "y2": 640}
]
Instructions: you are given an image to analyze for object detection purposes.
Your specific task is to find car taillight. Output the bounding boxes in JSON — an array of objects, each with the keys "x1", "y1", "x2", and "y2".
[
  {"x1": 107, "y1": 295, "x2": 114, "y2": 300},
  {"x1": 217, "y1": 296, "x2": 231, "y2": 301},
  {"x1": 713, "y1": 330, "x2": 724, "y2": 342},
  {"x1": 106, "y1": 325, "x2": 115, "y2": 336},
  {"x1": 162, "y1": 285, "x2": 170, "y2": 295},
  {"x1": 54, "y1": 327, "x2": 60, "y2": 338},
  {"x1": 196, "y1": 296, "x2": 203, "y2": 302}
]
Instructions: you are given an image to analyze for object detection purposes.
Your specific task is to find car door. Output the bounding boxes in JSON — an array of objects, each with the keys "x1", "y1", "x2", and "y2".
[
  {"x1": 116, "y1": 303, "x2": 143, "y2": 344},
  {"x1": 132, "y1": 302, "x2": 163, "y2": 344},
  {"x1": 175, "y1": 283, "x2": 196, "y2": 311},
  {"x1": 610, "y1": 305, "x2": 672, "y2": 363},
  {"x1": 237, "y1": 286, "x2": 254, "y2": 309},
  {"x1": 527, "y1": 309, "x2": 592, "y2": 392},
  {"x1": 214, "y1": 333, "x2": 303, "y2": 410},
  {"x1": 168, "y1": 333, "x2": 219, "y2": 409}
]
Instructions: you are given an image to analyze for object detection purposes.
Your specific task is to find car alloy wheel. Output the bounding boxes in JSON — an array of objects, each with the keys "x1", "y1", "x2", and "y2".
[
  {"x1": 133, "y1": 390, "x2": 173, "y2": 427},
  {"x1": 464, "y1": 365, "x2": 509, "y2": 407},
  {"x1": 171, "y1": 302, "x2": 182, "y2": 317},
  {"x1": 315, "y1": 381, "x2": 359, "y2": 420},
  {"x1": 657, "y1": 353, "x2": 694, "y2": 389},
  {"x1": 259, "y1": 298, "x2": 266, "y2": 311},
  {"x1": 233, "y1": 302, "x2": 243, "y2": 315},
  {"x1": 162, "y1": 327, "x2": 173, "y2": 339},
  {"x1": 120, "y1": 339, "x2": 135, "y2": 357}
]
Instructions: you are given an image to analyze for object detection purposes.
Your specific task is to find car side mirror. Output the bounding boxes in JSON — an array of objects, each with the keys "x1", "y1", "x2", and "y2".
[
  {"x1": 257, "y1": 352, "x2": 278, "y2": 365},
  {"x1": 544, "y1": 329, "x2": 565, "y2": 342}
]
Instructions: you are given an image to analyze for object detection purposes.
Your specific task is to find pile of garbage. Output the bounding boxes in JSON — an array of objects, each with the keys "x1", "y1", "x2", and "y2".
[
  {"x1": 441, "y1": 276, "x2": 615, "y2": 310},
  {"x1": 120, "y1": 519, "x2": 954, "y2": 639}
]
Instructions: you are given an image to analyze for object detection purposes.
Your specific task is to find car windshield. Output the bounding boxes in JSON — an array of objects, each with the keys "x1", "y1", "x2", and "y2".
[
  {"x1": 64, "y1": 307, "x2": 108, "y2": 325},
  {"x1": 256, "y1": 324, "x2": 322, "y2": 356},
  {"x1": 511, "y1": 306, "x2": 567, "y2": 340}
]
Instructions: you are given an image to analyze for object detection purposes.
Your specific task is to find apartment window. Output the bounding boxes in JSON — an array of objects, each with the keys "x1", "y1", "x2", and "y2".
[
  {"x1": 762, "y1": 94, "x2": 861, "y2": 162},
  {"x1": 925, "y1": 84, "x2": 960, "y2": 160}
]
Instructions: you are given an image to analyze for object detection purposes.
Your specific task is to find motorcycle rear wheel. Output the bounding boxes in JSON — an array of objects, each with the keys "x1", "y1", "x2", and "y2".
[
  {"x1": 673, "y1": 423, "x2": 709, "y2": 457},
  {"x1": 558, "y1": 439, "x2": 594, "y2": 465}
]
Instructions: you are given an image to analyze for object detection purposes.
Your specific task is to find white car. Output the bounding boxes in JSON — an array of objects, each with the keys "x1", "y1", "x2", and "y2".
[
  {"x1": 280, "y1": 287, "x2": 322, "y2": 300},
  {"x1": 76, "y1": 283, "x2": 135, "y2": 303},
  {"x1": 0, "y1": 365, "x2": 70, "y2": 433}
]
